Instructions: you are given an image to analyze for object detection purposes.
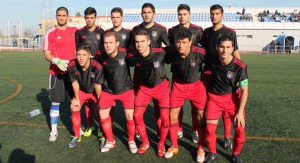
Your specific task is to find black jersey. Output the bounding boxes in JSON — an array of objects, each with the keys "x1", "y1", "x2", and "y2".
[
  {"x1": 104, "y1": 28, "x2": 132, "y2": 50},
  {"x1": 132, "y1": 23, "x2": 170, "y2": 48},
  {"x1": 95, "y1": 47, "x2": 133, "y2": 94},
  {"x1": 127, "y1": 48, "x2": 167, "y2": 87},
  {"x1": 210, "y1": 56, "x2": 247, "y2": 95},
  {"x1": 75, "y1": 26, "x2": 104, "y2": 57},
  {"x1": 165, "y1": 46, "x2": 206, "y2": 83},
  {"x1": 67, "y1": 59, "x2": 104, "y2": 93},
  {"x1": 201, "y1": 25, "x2": 238, "y2": 71},
  {"x1": 168, "y1": 23, "x2": 203, "y2": 46}
]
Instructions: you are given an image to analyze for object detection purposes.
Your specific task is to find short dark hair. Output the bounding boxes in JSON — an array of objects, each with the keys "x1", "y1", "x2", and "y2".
[
  {"x1": 174, "y1": 27, "x2": 192, "y2": 41},
  {"x1": 210, "y1": 4, "x2": 224, "y2": 14},
  {"x1": 77, "y1": 44, "x2": 91, "y2": 54},
  {"x1": 217, "y1": 36, "x2": 234, "y2": 47},
  {"x1": 177, "y1": 4, "x2": 190, "y2": 13},
  {"x1": 103, "y1": 31, "x2": 119, "y2": 42},
  {"x1": 56, "y1": 7, "x2": 69, "y2": 15},
  {"x1": 111, "y1": 7, "x2": 123, "y2": 17},
  {"x1": 142, "y1": 3, "x2": 155, "y2": 13},
  {"x1": 84, "y1": 7, "x2": 97, "y2": 16},
  {"x1": 134, "y1": 29, "x2": 150, "y2": 40}
]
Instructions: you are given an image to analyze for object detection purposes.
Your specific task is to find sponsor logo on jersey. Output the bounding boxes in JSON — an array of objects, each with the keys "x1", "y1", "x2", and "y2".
[
  {"x1": 90, "y1": 72, "x2": 95, "y2": 78},
  {"x1": 71, "y1": 33, "x2": 74, "y2": 37},
  {"x1": 152, "y1": 31, "x2": 158, "y2": 37},
  {"x1": 227, "y1": 71, "x2": 234, "y2": 79},
  {"x1": 122, "y1": 34, "x2": 126, "y2": 40},
  {"x1": 190, "y1": 60, "x2": 196, "y2": 67},
  {"x1": 57, "y1": 36, "x2": 61, "y2": 39},
  {"x1": 153, "y1": 61, "x2": 159, "y2": 68},
  {"x1": 96, "y1": 34, "x2": 101, "y2": 40},
  {"x1": 119, "y1": 59, "x2": 125, "y2": 65},
  {"x1": 82, "y1": 35, "x2": 86, "y2": 39}
]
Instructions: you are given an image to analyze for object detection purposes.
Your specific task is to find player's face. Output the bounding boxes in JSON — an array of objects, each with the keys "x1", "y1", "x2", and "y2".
[
  {"x1": 141, "y1": 7, "x2": 156, "y2": 24},
  {"x1": 178, "y1": 9, "x2": 190, "y2": 25},
  {"x1": 175, "y1": 38, "x2": 192, "y2": 55},
  {"x1": 217, "y1": 40, "x2": 234, "y2": 60},
  {"x1": 210, "y1": 9, "x2": 223, "y2": 25},
  {"x1": 104, "y1": 35, "x2": 120, "y2": 56},
  {"x1": 76, "y1": 50, "x2": 91, "y2": 67},
  {"x1": 111, "y1": 12, "x2": 123, "y2": 28},
  {"x1": 135, "y1": 35, "x2": 151, "y2": 56},
  {"x1": 56, "y1": 11, "x2": 68, "y2": 27},
  {"x1": 85, "y1": 13, "x2": 96, "y2": 28}
]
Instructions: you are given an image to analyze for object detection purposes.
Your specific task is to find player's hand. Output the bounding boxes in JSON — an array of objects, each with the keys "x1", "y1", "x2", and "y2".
[
  {"x1": 70, "y1": 99, "x2": 80, "y2": 111},
  {"x1": 234, "y1": 112, "x2": 245, "y2": 128},
  {"x1": 52, "y1": 58, "x2": 69, "y2": 72}
]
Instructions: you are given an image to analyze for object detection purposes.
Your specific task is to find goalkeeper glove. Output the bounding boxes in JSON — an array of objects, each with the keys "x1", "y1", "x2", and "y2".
[{"x1": 52, "y1": 57, "x2": 69, "y2": 72}]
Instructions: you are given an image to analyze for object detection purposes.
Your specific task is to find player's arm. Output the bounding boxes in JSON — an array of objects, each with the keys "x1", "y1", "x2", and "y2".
[
  {"x1": 94, "y1": 83, "x2": 102, "y2": 101},
  {"x1": 233, "y1": 50, "x2": 241, "y2": 60},
  {"x1": 70, "y1": 81, "x2": 80, "y2": 110},
  {"x1": 44, "y1": 50, "x2": 54, "y2": 62},
  {"x1": 162, "y1": 28, "x2": 170, "y2": 46},
  {"x1": 233, "y1": 31, "x2": 241, "y2": 59},
  {"x1": 234, "y1": 80, "x2": 248, "y2": 128}
]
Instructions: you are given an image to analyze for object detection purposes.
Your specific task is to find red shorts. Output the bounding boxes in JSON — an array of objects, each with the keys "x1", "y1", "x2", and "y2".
[
  {"x1": 170, "y1": 79, "x2": 206, "y2": 110},
  {"x1": 99, "y1": 89, "x2": 134, "y2": 109},
  {"x1": 135, "y1": 79, "x2": 170, "y2": 108},
  {"x1": 202, "y1": 70, "x2": 211, "y2": 89},
  {"x1": 205, "y1": 91, "x2": 245, "y2": 120},
  {"x1": 74, "y1": 90, "x2": 97, "y2": 106}
]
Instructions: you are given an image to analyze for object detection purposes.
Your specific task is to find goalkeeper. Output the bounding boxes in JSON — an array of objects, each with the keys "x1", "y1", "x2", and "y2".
[{"x1": 43, "y1": 7, "x2": 78, "y2": 142}]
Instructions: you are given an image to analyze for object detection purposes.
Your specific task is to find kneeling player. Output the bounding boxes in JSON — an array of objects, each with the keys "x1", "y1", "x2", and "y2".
[
  {"x1": 204, "y1": 36, "x2": 248, "y2": 163},
  {"x1": 127, "y1": 29, "x2": 170, "y2": 156},
  {"x1": 68, "y1": 44, "x2": 104, "y2": 148},
  {"x1": 164, "y1": 28, "x2": 206, "y2": 162},
  {"x1": 96, "y1": 32, "x2": 136, "y2": 153}
]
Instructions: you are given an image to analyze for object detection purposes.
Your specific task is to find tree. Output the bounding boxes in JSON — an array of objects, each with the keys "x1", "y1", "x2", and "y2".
[
  {"x1": 23, "y1": 28, "x2": 35, "y2": 38},
  {"x1": 75, "y1": 12, "x2": 81, "y2": 17}
]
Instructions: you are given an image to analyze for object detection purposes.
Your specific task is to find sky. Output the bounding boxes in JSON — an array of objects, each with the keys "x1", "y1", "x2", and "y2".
[{"x1": 0, "y1": 0, "x2": 299, "y2": 36}]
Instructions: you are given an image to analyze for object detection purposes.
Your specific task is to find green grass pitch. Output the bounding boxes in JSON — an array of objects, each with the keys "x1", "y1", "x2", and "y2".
[{"x1": 0, "y1": 52, "x2": 300, "y2": 162}]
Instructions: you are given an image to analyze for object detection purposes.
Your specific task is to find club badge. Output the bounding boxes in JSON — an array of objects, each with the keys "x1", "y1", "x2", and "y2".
[
  {"x1": 90, "y1": 72, "x2": 95, "y2": 78},
  {"x1": 152, "y1": 31, "x2": 158, "y2": 38},
  {"x1": 153, "y1": 61, "x2": 159, "y2": 68},
  {"x1": 190, "y1": 60, "x2": 196, "y2": 67},
  {"x1": 96, "y1": 34, "x2": 101, "y2": 40},
  {"x1": 119, "y1": 59, "x2": 125, "y2": 65},
  {"x1": 122, "y1": 34, "x2": 127, "y2": 40},
  {"x1": 227, "y1": 71, "x2": 234, "y2": 79},
  {"x1": 71, "y1": 33, "x2": 74, "y2": 37}
]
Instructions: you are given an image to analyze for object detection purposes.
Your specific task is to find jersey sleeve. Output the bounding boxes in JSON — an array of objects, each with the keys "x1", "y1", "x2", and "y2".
[
  {"x1": 126, "y1": 52, "x2": 136, "y2": 67},
  {"x1": 75, "y1": 31, "x2": 80, "y2": 50},
  {"x1": 198, "y1": 29, "x2": 204, "y2": 46},
  {"x1": 233, "y1": 31, "x2": 239, "y2": 51},
  {"x1": 162, "y1": 28, "x2": 170, "y2": 46},
  {"x1": 95, "y1": 67, "x2": 105, "y2": 84},
  {"x1": 168, "y1": 29, "x2": 174, "y2": 46},
  {"x1": 67, "y1": 66, "x2": 77, "y2": 83},
  {"x1": 200, "y1": 30, "x2": 207, "y2": 49},
  {"x1": 43, "y1": 31, "x2": 53, "y2": 51},
  {"x1": 239, "y1": 66, "x2": 248, "y2": 84},
  {"x1": 164, "y1": 46, "x2": 175, "y2": 64}
]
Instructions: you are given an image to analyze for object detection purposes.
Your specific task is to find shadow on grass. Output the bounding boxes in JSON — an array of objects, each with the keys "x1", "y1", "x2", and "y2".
[
  {"x1": 36, "y1": 88, "x2": 73, "y2": 135},
  {"x1": 8, "y1": 148, "x2": 35, "y2": 163}
]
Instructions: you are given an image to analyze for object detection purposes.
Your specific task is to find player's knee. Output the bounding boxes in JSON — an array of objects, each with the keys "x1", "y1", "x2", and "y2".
[{"x1": 125, "y1": 112, "x2": 134, "y2": 120}]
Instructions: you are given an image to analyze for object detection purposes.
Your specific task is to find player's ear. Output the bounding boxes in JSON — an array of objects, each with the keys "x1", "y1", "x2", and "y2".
[
  {"x1": 153, "y1": 12, "x2": 156, "y2": 18},
  {"x1": 147, "y1": 39, "x2": 151, "y2": 46},
  {"x1": 117, "y1": 41, "x2": 120, "y2": 47}
]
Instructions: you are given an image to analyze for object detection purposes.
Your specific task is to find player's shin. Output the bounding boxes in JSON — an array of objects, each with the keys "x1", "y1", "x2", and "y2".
[
  {"x1": 100, "y1": 116, "x2": 114, "y2": 142},
  {"x1": 233, "y1": 125, "x2": 245, "y2": 155},
  {"x1": 205, "y1": 123, "x2": 218, "y2": 153},
  {"x1": 134, "y1": 106, "x2": 149, "y2": 144},
  {"x1": 50, "y1": 102, "x2": 60, "y2": 133},
  {"x1": 158, "y1": 109, "x2": 170, "y2": 145},
  {"x1": 72, "y1": 110, "x2": 81, "y2": 137}
]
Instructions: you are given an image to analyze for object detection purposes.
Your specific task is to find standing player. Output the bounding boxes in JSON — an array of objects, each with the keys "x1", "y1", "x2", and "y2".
[
  {"x1": 75, "y1": 7, "x2": 104, "y2": 138},
  {"x1": 43, "y1": 7, "x2": 77, "y2": 142},
  {"x1": 96, "y1": 32, "x2": 137, "y2": 153},
  {"x1": 168, "y1": 4, "x2": 204, "y2": 142},
  {"x1": 67, "y1": 44, "x2": 104, "y2": 148},
  {"x1": 132, "y1": 3, "x2": 170, "y2": 138},
  {"x1": 105, "y1": 7, "x2": 132, "y2": 50},
  {"x1": 201, "y1": 4, "x2": 241, "y2": 150},
  {"x1": 204, "y1": 36, "x2": 248, "y2": 163},
  {"x1": 127, "y1": 30, "x2": 170, "y2": 156},
  {"x1": 164, "y1": 28, "x2": 206, "y2": 162}
]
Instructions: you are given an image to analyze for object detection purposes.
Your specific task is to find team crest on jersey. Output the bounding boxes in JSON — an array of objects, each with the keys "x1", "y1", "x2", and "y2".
[
  {"x1": 96, "y1": 34, "x2": 101, "y2": 40},
  {"x1": 71, "y1": 33, "x2": 74, "y2": 37},
  {"x1": 119, "y1": 59, "x2": 125, "y2": 65},
  {"x1": 190, "y1": 60, "x2": 196, "y2": 67},
  {"x1": 153, "y1": 61, "x2": 159, "y2": 68},
  {"x1": 90, "y1": 72, "x2": 95, "y2": 78},
  {"x1": 122, "y1": 34, "x2": 127, "y2": 40},
  {"x1": 227, "y1": 71, "x2": 234, "y2": 79},
  {"x1": 152, "y1": 31, "x2": 158, "y2": 37}
]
